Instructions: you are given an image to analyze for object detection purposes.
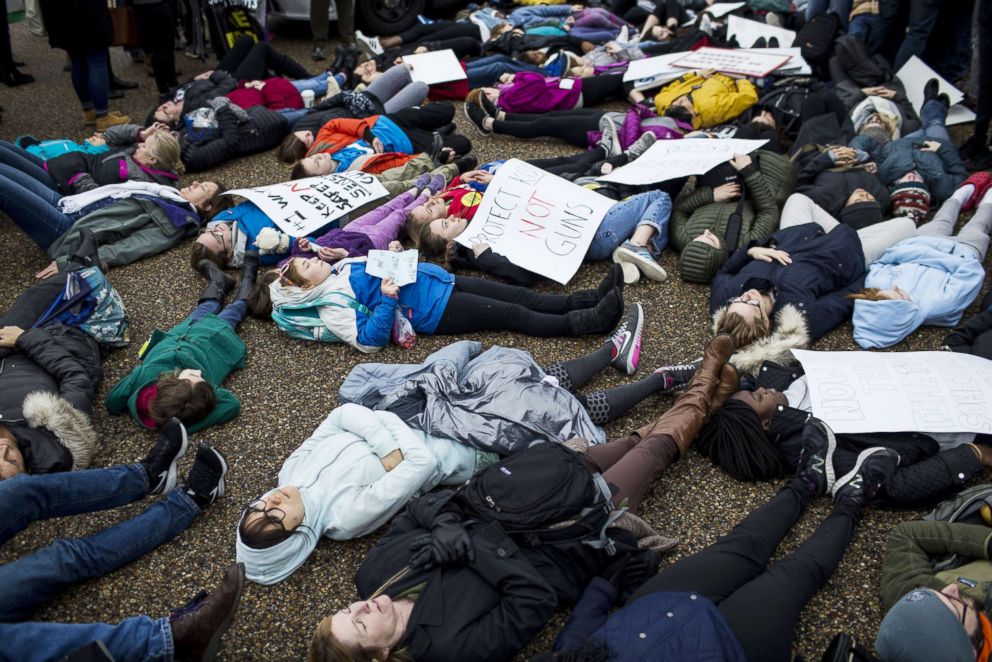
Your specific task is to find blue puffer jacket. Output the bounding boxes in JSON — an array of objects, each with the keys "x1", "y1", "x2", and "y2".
[
  {"x1": 552, "y1": 578, "x2": 747, "y2": 661},
  {"x1": 711, "y1": 222, "x2": 867, "y2": 342},
  {"x1": 210, "y1": 201, "x2": 338, "y2": 266},
  {"x1": 850, "y1": 134, "x2": 967, "y2": 204}
]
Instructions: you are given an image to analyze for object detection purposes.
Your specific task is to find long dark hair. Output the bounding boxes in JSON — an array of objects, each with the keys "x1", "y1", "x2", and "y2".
[{"x1": 696, "y1": 399, "x2": 784, "y2": 481}]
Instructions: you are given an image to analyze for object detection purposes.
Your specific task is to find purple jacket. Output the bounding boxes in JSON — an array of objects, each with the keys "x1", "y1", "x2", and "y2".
[
  {"x1": 587, "y1": 104, "x2": 690, "y2": 150},
  {"x1": 282, "y1": 230, "x2": 374, "y2": 265},
  {"x1": 497, "y1": 72, "x2": 581, "y2": 113}
]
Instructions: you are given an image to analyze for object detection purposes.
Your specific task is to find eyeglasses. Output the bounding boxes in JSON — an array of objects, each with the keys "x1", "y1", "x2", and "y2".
[
  {"x1": 199, "y1": 226, "x2": 229, "y2": 255},
  {"x1": 245, "y1": 500, "x2": 288, "y2": 529},
  {"x1": 728, "y1": 296, "x2": 762, "y2": 307}
]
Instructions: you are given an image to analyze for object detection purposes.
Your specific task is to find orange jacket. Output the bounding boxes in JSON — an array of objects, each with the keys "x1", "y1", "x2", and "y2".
[{"x1": 307, "y1": 116, "x2": 380, "y2": 157}]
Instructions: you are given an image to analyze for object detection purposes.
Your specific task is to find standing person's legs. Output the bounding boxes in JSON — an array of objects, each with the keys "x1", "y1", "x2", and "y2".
[
  {"x1": 0, "y1": 617, "x2": 172, "y2": 662},
  {"x1": 0, "y1": 171, "x2": 74, "y2": 249},
  {"x1": 82, "y1": 50, "x2": 110, "y2": 118},
  {"x1": 894, "y1": 0, "x2": 944, "y2": 69},
  {"x1": 857, "y1": 217, "x2": 917, "y2": 265},
  {"x1": 587, "y1": 190, "x2": 671, "y2": 261},
  {"x1": 0, "y1": 489, "x2": 199, "y2": 621},
  {"x1": 336, "y1": 0, "x2": 356, "y2": 45},
  {"x1": 310, "y1": 0, "x2": 331, "y2": 52},
  {"x1": 134, "y1": 1, "x2": 178, "y2": 95},
  {"x1": 717, "y1": 501, "x2": 862, "y2": 662},
  {"x1": 974, "y1": 0, "x2": 992, "y2": 143},
  {"x1": 780, "y1": 193, "x2": 840, "y2": 231}
]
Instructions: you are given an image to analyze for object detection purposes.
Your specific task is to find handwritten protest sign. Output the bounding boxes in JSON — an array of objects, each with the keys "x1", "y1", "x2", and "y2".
[
  {"x1": 402, "y1": 49, "x2": 467, "y2": 85},
  {"x1": 227, "y1": 172, "x2": 388, "y2": 237},
  {"x1": 365, "y1": 249, "x2": 419, "y2": 286},
  {"x1": 598, "y1": 138, "x2": 767, "y2": 186},
  {"x1": 454, "y1": 159, "x2": 614, "y2": 284},
  {"x1": 791, "y1": 350, "x2": 992, "y2": 434},
  {"x1": 673, "y1": 47, "x2": 791, "y2": 78},
  {"x1": 896, "y1": 55, "x2": 976, "y2": 127}
]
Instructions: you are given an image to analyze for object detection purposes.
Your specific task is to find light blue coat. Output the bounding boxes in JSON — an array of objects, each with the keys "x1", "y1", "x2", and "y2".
[{"x1": 852, "y1": 236, "x2": 985, "y2": 349}]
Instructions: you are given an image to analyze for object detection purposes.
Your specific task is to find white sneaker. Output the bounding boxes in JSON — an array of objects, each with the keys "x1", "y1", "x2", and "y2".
[{"x1": 355, "y1": 30, "x2": 384, "y2": 56}]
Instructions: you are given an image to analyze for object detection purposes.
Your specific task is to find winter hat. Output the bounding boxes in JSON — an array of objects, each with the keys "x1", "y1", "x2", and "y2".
[
  {"x1": 890, "y1": 179, "x2": 931, "y2": 224},
  {"x1": 875, "y1": 588, "x2": 977, "y2": 662},
  {"x1": 680, "y1": 240, "x2": 729, "y2": 283},
  {"x1": 840, "y1": 200, "x2": 883, "y2": 229}
]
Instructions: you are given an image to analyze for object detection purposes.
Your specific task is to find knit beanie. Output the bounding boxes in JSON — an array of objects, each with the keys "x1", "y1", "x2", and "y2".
[
  {"x1": 875, "y1": 588, "x2": 976, "y2": 662},
  {"x1": 840, "y1": 200, "x2": 883, "y2": 229},
  {"x1": 680, "y1": 241, "x2": 729, "y2": 283},
  {"x1": 890, "y1": 179, "x2": 931, "y2": 224}
]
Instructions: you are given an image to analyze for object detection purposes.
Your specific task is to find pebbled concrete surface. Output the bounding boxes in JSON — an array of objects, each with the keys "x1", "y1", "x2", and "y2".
[{"x1": 0, "y1": 18, "x2": 985, "y2": 661}]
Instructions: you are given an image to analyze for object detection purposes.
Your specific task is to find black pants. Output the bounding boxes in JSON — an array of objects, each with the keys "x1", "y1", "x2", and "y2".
[
  {"x1": 388, "y1": 104, "x2": 471, "y2": 155},
  {"x1": 0, "y1": 0, "x2": 13, "y2": 76},
  {"x1": 494, "y1": 109, "x2": 604, "y2": 147},
  {"x1": 975, "y1": 0, "x2": 992, "y2": 139},
  {"x1": 398, "y1": 20, "x2": 480, "y2": 45},
  {"x1": 630, "y1": 479, "x2": 861, "y2": 662},
  {"x1": 217, "y1": 36, "x2": 311, "y2": 81},
  {"x1": 134, "y1": 1, "x2": 178, "y2": 94},
  {"x1": 581, "y1": 73, "x2": 626, "y2": 106},
  {"x1": 528, "y1": 147, "x2": 605, "y2": 177},
  {"x1": 433, "y1": 277, "x2": 573, "y2": 337}
]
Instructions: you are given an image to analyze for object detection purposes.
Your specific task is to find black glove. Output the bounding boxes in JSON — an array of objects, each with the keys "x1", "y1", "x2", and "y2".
[
  {"x1": 409, "y1": 513, "x2": 475, "y2": 569},
  {"x1": 603, "y1": 550, "x2": 659, "y2": 604}
]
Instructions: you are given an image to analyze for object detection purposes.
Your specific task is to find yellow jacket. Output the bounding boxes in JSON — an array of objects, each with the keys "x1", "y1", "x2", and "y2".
[{"x1": 654, "y1": 73, "x2": 758, "y2": 129}]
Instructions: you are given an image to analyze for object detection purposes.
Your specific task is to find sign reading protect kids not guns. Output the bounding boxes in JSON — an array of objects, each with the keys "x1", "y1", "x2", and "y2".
[
  {"x1": 454, "y1": 159, "x2": 615, "y2": 284},
  {"x1": 227, "y1": 172, "x2": 388, "y2": 237}
]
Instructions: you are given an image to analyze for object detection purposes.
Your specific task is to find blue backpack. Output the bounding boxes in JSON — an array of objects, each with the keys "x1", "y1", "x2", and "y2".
[{"x1": 34, "y1": 267, "x2": 130, "y2": 347}]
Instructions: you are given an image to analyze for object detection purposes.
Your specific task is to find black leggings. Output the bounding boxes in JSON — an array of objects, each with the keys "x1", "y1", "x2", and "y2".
[
  {"x1": 217, "y1": 36, "x2": 310, "y2": 82},
  {"x1": 630, "y1": 480, "x2": 861, "y2": 662},
  {"x1": 433, "y1": 276, "x2": 573, "y2": 337},
  {"x1": 398, "y1": 20, "x2": 481, "y2": 45},
  {"x1": 494, "y1": 109, "x2": 604, "y2": 147},
  {"x1": 581, "y1": 73, "x2": 626, "y2": 106},
  {"x1": 133, "y1": 1, "x2": 178, "y2": 94},
  {"x1": 388, "y1": 104, "x2": 472, "y2": 155},
  {"x1": 528, "y1": 146, "x2": 606, "y2": 177}
]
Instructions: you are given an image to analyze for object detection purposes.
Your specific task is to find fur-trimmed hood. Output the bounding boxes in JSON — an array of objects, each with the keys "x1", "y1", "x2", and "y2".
[
  {"x1": 711, "y1": 304, "x2": 810, "y2": 377},
  {"x1": 22, "y1": 390, "x2": 98, "y2": 470}
]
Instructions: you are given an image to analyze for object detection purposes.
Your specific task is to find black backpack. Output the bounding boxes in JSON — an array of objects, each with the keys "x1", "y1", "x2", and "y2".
[
  {"x1": 795, "y1": 13, "x2": 841, "y2": 65},
  {"x1": 750, "y1": 77, "x2": 824, "y2": 138},
  {"x1": 461, "y1": 442, "x2": 623, "y2": 554}
]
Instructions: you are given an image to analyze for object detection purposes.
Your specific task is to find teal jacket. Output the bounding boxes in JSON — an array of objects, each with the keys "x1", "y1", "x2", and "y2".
[{"x1": 105, "y1": 313, "x2": 246, "y2": 432}]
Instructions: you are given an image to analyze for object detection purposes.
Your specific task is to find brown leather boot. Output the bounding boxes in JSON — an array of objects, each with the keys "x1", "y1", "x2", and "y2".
[
  {"x1": 634, "y1": 334, "x2": 734, "y2": 456},
  {"x1": 709, "y1": 363, "x2": 741, "y2": 415},
  {"x1": 171, "y1": 563, "x2": 245, "y2": 662}
]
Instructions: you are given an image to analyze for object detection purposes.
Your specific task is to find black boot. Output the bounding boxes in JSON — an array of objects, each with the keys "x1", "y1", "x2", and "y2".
[
  {"x1": 170, "y1": 562, "x2": 244, "y2": 661},
  {"x1": 331, "y1": 45, "x2": 345, "y2": 71},
  {"x1": 340, "y1": 47, "x2": 358, "y2": 77},
  {"x1": 923, "y1": 77, "x2": 939, "y2": 103},
  {"x1": 567, "y1": 286, "x2": 623, "y2": 335},
  {"x1": 233, "y1": 251, "x2": 259, "y2": 301},
  {"x1": 197, "y1": 259, "x2": 234, "y2": 303}
]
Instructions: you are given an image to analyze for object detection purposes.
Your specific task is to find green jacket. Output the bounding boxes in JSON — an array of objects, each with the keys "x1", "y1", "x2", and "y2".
[
  {"x1": 881, "y1": 520, "x2": 992, "y2": 611},
  {"x1": 48, "y1": 197, "x2": 199, "y2": 270},
  {"x1": 670, "y1": 150, "x2": 795, "y2": 251},
  {"x1": 105, "y1": 313, "x2": 246, "y2": 433}
]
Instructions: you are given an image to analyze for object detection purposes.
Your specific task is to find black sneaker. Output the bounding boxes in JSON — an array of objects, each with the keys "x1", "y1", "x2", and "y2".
[
  {"x1": 142, "y1": 418, "x2": 189, "y2": 495},
  {"x1": 184, "y1": 443, "x2": 229, "y2": 508},
  {"x1": 479, "y1": 92, "x2": 498, "y2": 117},
  {"x1": 609, "y1": 302, "x2": 644, "y2": 375},
  {"x1": 923, "y1": 77, "x2": 939, "y2": 102},
  {"x1": 832, "y1": 447, "x2": 900, "y2": 509},
  {"x1": 796, "y1": 419, "x2": 837, "y2": 497},
  {"x1": 455, "y1": 153, "x2": 478, "y2": 174},
  {"x1": 654, "y1": 363, "x2": 697, "y2": 390},
  {"x1": 311, "y1": 45, "x2": 326, "y2": 61},
  {"x1": 463, "y1": 102, "x2": 492, "y2": 136}
]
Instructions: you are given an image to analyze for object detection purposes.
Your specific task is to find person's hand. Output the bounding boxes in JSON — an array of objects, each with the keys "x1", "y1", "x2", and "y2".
[
  {"x1": 748, "y1": 246, "x2": 792, "y2": 265},
  {"x1": 245, "y1": 80, "x2": 265, "y2": 90},
  {"x1": 194, "y1": 69, "x2": 214, "y2": 80},
  {"x1": 381, "y1": 277, "x2": 400, "y2": 298},
  {"x1": 499, "y1": 72, "x2": 515, "y2": 84},
  {"x1": 830, "y1": 146, "x2": 857, "y2": 165},
  {"x1": 372, "y1": 137, "x2": 385, "y2": 154},
  {"x1": 729, "y1": 153, "x2": 752, "y2": 171},
  {"x1": 297, "y1": 237, "x2": 312, "y2": 252},
  {"x1": 85, "y1": 132, "x2": 106, "y2": 147},
  {"x1": 605, "y1": 41, "x2": 621, "y2": 55},
  {"x1": 409, "y1": 513, "x2": 475, "y2": 568},
  {"x1": 713, "y1": 181, "x2": 741, "y2": 202},
  {"x1": 0, "y1": 326, "x2": 24, "y2": 348},
  {"x1": 473, "y1": 242, "x2": 491, "y2": 257},
  {"x1": 922, "y1": 140, "x2": 942, "y2": 152},
  {"x1": 864, "y1": 161, "x2": 878, "y2": 174},
  {"x1": 666, "y1": 16, "x2": 679, "y2": 28},
  {"x1": 380, "y1": 448, "x2": 404, "y2": 471},
  {"x1": 317, "y1": 246, "x2": 348, "y2": 261},
  {"x1": 35, "y1": 261, "x2": 58, "y2": 279},
  {"x1": 461, "y1": 170, "x2": 493, "y2": 184},
  {"x1": 698, "y1": 68, "x2": 716, "y2": 78},
  {"x1": 139, "y1": 122, "x2": 169, "y2": 141},
  {"x1": 388, "y1": 240, "x2": 404, "y2": 253}
]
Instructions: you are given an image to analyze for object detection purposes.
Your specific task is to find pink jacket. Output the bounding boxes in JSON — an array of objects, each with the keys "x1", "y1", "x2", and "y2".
[{"x1": 496, "y1": 72, "x2": 581, "y2": 113}]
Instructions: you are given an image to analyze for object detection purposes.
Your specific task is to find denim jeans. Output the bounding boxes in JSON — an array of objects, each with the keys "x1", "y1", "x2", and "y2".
[
  {"x1": 0, "y1": 139, "x2": 57, "y2": 188},
  {"x1": 903, "y1": 99, "x2": 952, "y2": 144},
  {"x1": 0, "y1": 464, "x2": 200, "y2": 621},
  {"x1": 291, "y1": 71, "x2": 330, "y2": 96},
  {"x1": 0, "y1": 616, "x2": 173, "y2": 662},
  {"x1": 0, "y1": 164, "x2": 72, "y2": 249},
  {"x1": 69, "y1": 49, "x2": 110, "y2": 114},
  {"x1": 466, "y1": 54, "x2": 541, "y2": 88},
  {"x1": 585, "y1": 190, "x2": 672, "y2": 261},
  {"x1": 848, "y1": 13, "x2": 883, "y2": 53},
  {"x1": 187, "y1": 299, "x2": 248, "y2": 329}
]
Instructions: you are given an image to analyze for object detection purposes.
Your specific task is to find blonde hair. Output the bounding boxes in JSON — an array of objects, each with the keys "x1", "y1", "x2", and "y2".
[
  {"x1": 148, "y1": 132, "x2": 185, "y2": 174},
  {"x1": 847, "y1": 288, "x2": 888, "y2": 301},
  {"x1": 716, "y1": 310, "x2": 770, "y2": 348}
]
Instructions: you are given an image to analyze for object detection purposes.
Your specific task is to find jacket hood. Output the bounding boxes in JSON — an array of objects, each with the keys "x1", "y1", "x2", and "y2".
[
  {"x1": 852, "y1": 298, "x2": 919, "y2": 349},
  {"x1": 851, "y1": 96, "x2": 903, "y2": 139},
  {"x1": 21, "y1": 390, "x2": 98, "y2": 469},
  {"x1": 712, "y1": 304, "x2": 810, "y2": 376},
  {"x1": 236, "y1": 485, "x2": 322, "y2": 585}
]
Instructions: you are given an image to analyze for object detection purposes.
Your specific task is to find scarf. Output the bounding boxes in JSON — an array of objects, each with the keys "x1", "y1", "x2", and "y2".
[{"x1": 58, "y1": 181, "x2": 187, "y2": 214}]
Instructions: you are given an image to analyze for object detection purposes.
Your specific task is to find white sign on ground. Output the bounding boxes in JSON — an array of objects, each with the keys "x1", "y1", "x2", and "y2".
[
  {"x1": 896, "y1": 55, "x2": 976, "y2": 127},
  {"x1": 227, "y1": 172, "x2": 388, "y2": 237},
  {"x1": 455, "y1": 159, "x2": 614, "y2": 284},
  {"x1": 673, "y1": 46, "x2": 791, "y2": 78},
  {"x1": 744, "y1": 47, "x2": 811, "y2": 75},
  {"x1": 623, "y1": 51, "x2": 691, "y2": 84},
  {"x1": 701, "y1": 2, "x2": 746, "y2": 18},
  {"x1": 727, "y1": 15, "x2": 796, "y2": 49},
  {"x1": 365, "y1": 249, "x2": 419, "y2": 286},
  {"x1": 597, "y1": 138, "x2": 767, "y2": 185},
  {"x1": 402, "y1": 49, "x2": 467, "y2": 85},
  {"x1": 791, "y1": 350, "x2": 992, "y2": 434}
]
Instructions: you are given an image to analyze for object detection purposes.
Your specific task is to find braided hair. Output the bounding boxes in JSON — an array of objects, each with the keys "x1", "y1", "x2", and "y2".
[{"x1": 696, "y1": 399, "x2": 784, "y2": 481}]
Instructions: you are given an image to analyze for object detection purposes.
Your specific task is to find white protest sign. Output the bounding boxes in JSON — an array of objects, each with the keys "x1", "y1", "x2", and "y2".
[
  {"x1": 598, "y1": 138, "x2": 767, "y2": 186},
  {"x1": 623, "y1": 51, "x2": 691, "y2": 83},
  {"x1": 454, "y1": 159, "x2": 615, "y2": 284},
  {"x1": 701, "y1": 2, "x2": 745, "y2": 18},
  {"x1": 226, "y1": 172, "x2": 388, "y2": 237},
  {"x1": 673, "y1": 46, "x2": 790, "y2": 78},
  {"x1": 896, "y1": 55, "x2": 976, "y2": 127},
  {"x1": 727, "y1": 15, "x2": 796, "y2": 50},
  {"x1": 744, "y1": 47, "x2": 811, "y2": 75},
  {"x1": 401, "y1": 49, "x2": 466, "y2": 85},
  {"x1": 365, "y1": 249, "x2": 419, "y2": 286},
  {"x1": 791, "y1": 350, "x2": 992, "y2": 434}
]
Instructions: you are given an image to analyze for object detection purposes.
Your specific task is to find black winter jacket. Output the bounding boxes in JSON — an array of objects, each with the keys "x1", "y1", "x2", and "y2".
[
  {"x1": 181, "y1": 105, "x2": 289, "y2": 173},
  {"x1": 40, "y1": 0, "x2": 112, "y2": 55},
  {"x1": 794, "y1": 149, "x2": 891, "y2": 221},
  {"x1": 180, "y1": 70, "x2": 239, "y2": 120},
  {"x1": 944, "y1": 309, "x2": 992, "y2": 361}
]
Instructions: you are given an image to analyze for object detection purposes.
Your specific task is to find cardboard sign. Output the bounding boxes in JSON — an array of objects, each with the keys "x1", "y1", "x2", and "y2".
[
  {"x1": 365, "y1": 249, "x2": 419, "y2": 286},
  {"x1": 401, "y1": 49, "x2": 467, "y2": 85},
  {"x1": 226, "y1": 172, "x2": 388, "y2": 237},
  {"x1": 792, "y1": 350, "x2": 992, "y2": 434},
  {"x1": 623, "y1": 51, "x2": 692, "y2": 84},
  {"x1": 598, "y1": 138, "x2": 768, "y2": 185},
  {"x1": 727, "y1": 15, "x2": 796, "y2": 50},
  {"x1": 454, "y1": 159, "x2": 615, "y2": 284},
  {"x1": 896, "y1": 55, "x2": 977, "y2": 127},
  {"x1": 672, "y1": 46, "x2": 791, "y2": 78}
]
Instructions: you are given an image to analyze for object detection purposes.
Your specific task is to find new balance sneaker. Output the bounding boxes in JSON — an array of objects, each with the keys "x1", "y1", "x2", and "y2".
[
  {"x1": 626, "y1": 131, "x2": 657, "y2": 160},
  {"x1": 354, "y1": 30, "x2": 384, "y2": 57},
  {"x1": 464, "y1": 101, "x2": 492, "y2": 136},
  {"x1": 171, "y1": 563, "x2": 245, "y2": 662},
  {"x1": 613, "y1": 241, "x2": 667, "y2": 282},
  {"x1": 609, "y1": 302, "x2": 644, "y2": 375},
  {"x1": 796, "y1": 419, "x2": 837, "y2": 497},
  {"x1": 141, "y1": 418, "x2": 188, "y2": 495},
  {"x1": 597, "y1": 114, "x2": 621, "y2": 158},
  {"x1": 184, "y1": 443, "x2": 229, "y2": 509},
  {"x1": 654, "y1": 362, "x2": 697, "y2": 390},
  {"x1": 832, "y1": 447, "x2": 900, "y2": 509}
]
